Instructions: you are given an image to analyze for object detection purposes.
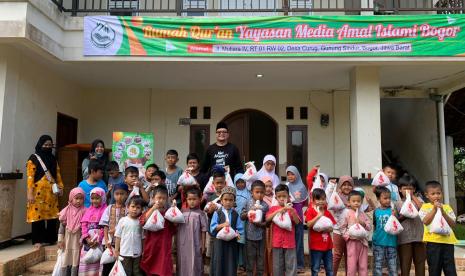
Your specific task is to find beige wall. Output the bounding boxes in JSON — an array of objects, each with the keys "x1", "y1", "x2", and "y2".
[
  {"x1": 79, "y1": 88, "x2": 352, "y2": 179},
  {"x1": 0, "y1": 46, "x2": 83, "y2": 237}
]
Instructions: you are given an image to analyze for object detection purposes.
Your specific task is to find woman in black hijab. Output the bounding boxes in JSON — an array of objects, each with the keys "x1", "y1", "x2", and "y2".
[{"x1": 26, "y1": 135, "x2": 64, "y2": 248}]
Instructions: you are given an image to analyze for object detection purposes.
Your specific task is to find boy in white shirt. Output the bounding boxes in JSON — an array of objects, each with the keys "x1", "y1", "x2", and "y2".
[{"x1": 115, "y1": 196, "x2": 144, "y2": 276}]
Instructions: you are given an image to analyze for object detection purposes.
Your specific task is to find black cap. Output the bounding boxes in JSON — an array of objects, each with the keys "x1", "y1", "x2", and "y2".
[{"x1": 216, "y1": 121, "x2": 228, "y2": 131}]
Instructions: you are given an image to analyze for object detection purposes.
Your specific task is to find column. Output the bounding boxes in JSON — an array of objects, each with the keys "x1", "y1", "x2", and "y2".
[{"x1": 350, "y1": 66, "x2": 382, "y2": 177}]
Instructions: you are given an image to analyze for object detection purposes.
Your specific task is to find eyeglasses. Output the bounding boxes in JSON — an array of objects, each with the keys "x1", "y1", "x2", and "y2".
[{"x1": 216, "y1": 131, "x2": 228, "y2": 134}]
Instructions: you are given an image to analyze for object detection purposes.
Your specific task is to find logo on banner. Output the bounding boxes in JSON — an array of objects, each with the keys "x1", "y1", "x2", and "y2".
[{"x1": 91, "y1": 22, "x2": 116, "y2": 48}]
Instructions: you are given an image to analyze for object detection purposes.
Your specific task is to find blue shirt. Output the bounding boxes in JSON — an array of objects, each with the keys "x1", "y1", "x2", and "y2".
[
  {"x1": 210, "y1": 208, "x2": 245, "y2": 238},
  {"x1": 373, "y1": 208, "x2": 397, "y2": 247},
  {"x1": 78, "y1": 179, "x2": 108, "y2": 208}
]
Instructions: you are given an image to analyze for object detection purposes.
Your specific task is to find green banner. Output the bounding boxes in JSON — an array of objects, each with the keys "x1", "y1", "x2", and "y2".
[
  {"x1": 112, "y1": 132, "x2": 154, "y2": 175},
  {"x1": 84, "y1": 15, "x2": 465, "y2": 56}
]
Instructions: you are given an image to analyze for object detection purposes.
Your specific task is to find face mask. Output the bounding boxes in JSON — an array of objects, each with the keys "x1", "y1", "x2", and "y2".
[
  {"x1": 95, "y1": 152, "x2": 104, "y2": 158},
  {"x1": 42, "y1": 148, "x2": 53, "y2": 154}
]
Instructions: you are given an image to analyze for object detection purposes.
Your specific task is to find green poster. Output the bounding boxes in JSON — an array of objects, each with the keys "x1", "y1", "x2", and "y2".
[
  {"x1": 84, "y1": 14, "x2": 465, "y2": 57},
  {"x1": 112, "y1": 132, "x2": 154, "y2": 174}
]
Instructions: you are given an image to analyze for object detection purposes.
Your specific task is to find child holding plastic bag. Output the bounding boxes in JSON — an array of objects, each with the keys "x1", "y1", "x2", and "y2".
[
  {"x1": 394, "y1": 174, "x2": 426, "y2": 276},
  {"x1": 262, "y1": 176, "x2": 274, "y2": 276},
  {"x1": 340, "y1": 190, "x2": 371, "y2": 276},
  {"x1": 234, "y1": 173, "x2": 250, "y2": 272},
  {"x1": 124, "y1": 166, "x2": 149, "y2": 205},
  {"x1": 331, "y1": 175, "x2": 353, "y2": 275},
  {"x1": 306, "y1": 165, "x2": 329, "y2": 193},
  {"x1": 305, "y1": 188, "x2": 336, "y2": 276},
  {"x1": 419, "y1": 181, "x2": 458, "y2": 276},
  {"x1": 113, "y1": 196, "x2": 144, "y2": 276},
  {"x1": 285, "y1": 166, "x2": 308, "y2": 273},
  {"x1": 140, "y1": 185, "x2": 176, "y2": 276},
  {"x1": 266, "y1": 184, "x2": 300, "y2": 276},
  {"x1": 99, "y1": 183, "x2": 129, "y2": 276},
  {"x1": 176, "y1": 187, "x2": 208, "y2": 276},
  {"x1": 78, "y1": 187, "x2": 107, "y2": 276},
  {"x1": 210, "y1": 186, "x2": 245, "y2": 275},
  {"x1": 57, "y1": 187, "x2": 86, "y2": 276},
  {"x1": 240, "y1": 180, "x2": 269, "y2": 276},
  {"x1": 372, "y1": 164, "x2": 401, "y2": 204},
  {"x1": 373, "y1": 186, "x2": 398, "y2": 276}
]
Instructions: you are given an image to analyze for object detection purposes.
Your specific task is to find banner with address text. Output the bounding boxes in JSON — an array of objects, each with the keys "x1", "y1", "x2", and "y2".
[{"x1": 84, "y1": 15, "x2": 465, "y2": 57}]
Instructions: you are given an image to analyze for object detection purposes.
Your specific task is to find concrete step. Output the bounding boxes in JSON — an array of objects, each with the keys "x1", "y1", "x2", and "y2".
[{"x1": 25, "y1": 260, "x2": 55, "y2": 275}]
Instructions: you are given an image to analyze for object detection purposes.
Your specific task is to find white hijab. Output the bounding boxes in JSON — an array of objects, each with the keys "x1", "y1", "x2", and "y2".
[{"x1": 256, "y1": 155, "x2": 281, "y2": 188}]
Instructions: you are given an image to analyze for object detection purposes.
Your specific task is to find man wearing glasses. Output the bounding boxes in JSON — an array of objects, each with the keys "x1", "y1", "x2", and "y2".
[{"x1": 201, "y1": 122, "x2": 244, "y2": 176}]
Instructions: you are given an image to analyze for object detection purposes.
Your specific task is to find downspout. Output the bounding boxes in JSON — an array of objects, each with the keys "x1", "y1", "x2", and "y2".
[{"x1": 430, "y1": 88, "x2": 450, "y2": 204}]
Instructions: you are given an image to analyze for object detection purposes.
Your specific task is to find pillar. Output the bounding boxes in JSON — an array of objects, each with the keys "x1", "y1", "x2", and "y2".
[{"x1": 350, "y1": 66, "x2": 382, "y2": 177}]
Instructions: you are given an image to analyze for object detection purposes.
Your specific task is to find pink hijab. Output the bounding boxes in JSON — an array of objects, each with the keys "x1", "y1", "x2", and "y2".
[
  {"x1": 59, "y1": 187, "x2": 86, "y2": 233},
  {"x1": 81, "y1": 187, "x2": 107, "y2": 224},
  {"x1": 337, "y1": 175, "x2": 354, "y2": 206}
]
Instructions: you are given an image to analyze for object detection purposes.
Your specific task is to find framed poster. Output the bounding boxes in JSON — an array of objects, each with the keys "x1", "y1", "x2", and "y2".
[{"x1": 112, "y1": 131, "x2": 154, "y2": 175}]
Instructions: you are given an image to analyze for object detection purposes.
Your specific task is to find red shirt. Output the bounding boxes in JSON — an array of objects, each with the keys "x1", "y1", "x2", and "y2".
[
  {"x1": 267, "y1": 206, "x2": 298, "y2": 249},
  {"x1": 305, "y1": 206, "x2": 336, "y2": 251}
]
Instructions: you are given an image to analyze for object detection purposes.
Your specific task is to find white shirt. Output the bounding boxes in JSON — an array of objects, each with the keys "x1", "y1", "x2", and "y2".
[{"x1": 115, "y1": 216, "x2": 142, "y2": 257}]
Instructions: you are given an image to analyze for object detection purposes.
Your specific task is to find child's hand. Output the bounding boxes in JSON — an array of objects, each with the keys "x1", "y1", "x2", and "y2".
[
  {"x1": 208, "y1": 203, "x2": 218, "y2": 213},
  {"x1": 114, "y1": 249, "x2": 119, "y2": 260},
  {"x1": 221, "y1": 221, "x2": 230, "y2": 228},
  {"x1": 315, "y1": 164, "x2": 320, "y2": 168},
  {"x1": 57, "y1": 241, "x2": 65, "y2": 250},
  {"x1": 105, "y1": 240, "x2": 112, "y2": 249},
  {"x1": 236, "y1": 233, "x2": 241, "y2": 241},
  {"x1": 434, "y1": 201, "x2": 443, "y2": 209},
  {"x1": 108, "y1": 184, "x2": 113, "y2": 192}
]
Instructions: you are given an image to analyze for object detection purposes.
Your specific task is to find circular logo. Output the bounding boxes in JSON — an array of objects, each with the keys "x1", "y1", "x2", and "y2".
[
  {"x1": 126, "y1": 145, "x2": 140, "y2": 158},
  {"x1": 91, "y1": 22, "x2": 116, "y2": 48}
]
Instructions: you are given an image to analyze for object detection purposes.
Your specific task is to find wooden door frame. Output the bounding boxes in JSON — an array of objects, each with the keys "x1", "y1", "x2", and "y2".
[
  {"x1": 56, "y1": 112, "x2": 78, "y2": 150},
  {"x1": 286, "y1": 125, "x2": 308, "y2": 180},
  {"x1": 222, "y1": 109, "x2": 279, "y2": 171}
]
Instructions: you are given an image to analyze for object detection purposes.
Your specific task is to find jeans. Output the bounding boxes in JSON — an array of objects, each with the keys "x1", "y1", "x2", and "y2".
[
  {"x1": 373, "y1": 245, "x2": 397, "y2": 276},
  {"x1": 295, "y1": 222, "x2": 305, "y2": 269},
  {"x1": 311, "y1": 250, "x2": 333, "y2": 276}
]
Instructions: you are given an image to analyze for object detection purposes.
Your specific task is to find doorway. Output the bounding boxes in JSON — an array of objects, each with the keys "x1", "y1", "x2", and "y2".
[
  {"x1": 222, "y1": 109, "x2": 278, "y2": 168},
  {"x1": 56, "y1": 113, "x2": 78, "y2": 155}
]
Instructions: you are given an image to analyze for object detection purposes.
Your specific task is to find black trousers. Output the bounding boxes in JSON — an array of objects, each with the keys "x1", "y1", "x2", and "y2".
[
  {"x1": 31, "y1": 219, "x2": 58, "y2": 244},
  {"x1": 426, "y1": 242, "x2": 457, "y2": 276}
]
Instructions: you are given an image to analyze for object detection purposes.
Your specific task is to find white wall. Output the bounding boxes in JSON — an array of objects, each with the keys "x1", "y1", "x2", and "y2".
[
  {"x1": 381, "y1": 98, "x2": 440, "y2": 190},
  {"x1": 0, "y1": 46, "x2": 83, "y2": 237},
  {"x1": 79, "y1": 88, "x2": 351, "y2": 178}
]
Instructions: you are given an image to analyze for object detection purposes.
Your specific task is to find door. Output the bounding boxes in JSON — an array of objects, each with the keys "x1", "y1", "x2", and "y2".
[
  {"x1": 56, "y1": 113, "x2": 78, "y2": 155},
  {"x1": 287, "y1": 125, "x2": 308, "y2": 181},
  {"x1": 189, "y1": 124, "x2": 210, "y2": 164},
  {"x1": 222, "y1": 109, "x2": 278, "y2": 166}
]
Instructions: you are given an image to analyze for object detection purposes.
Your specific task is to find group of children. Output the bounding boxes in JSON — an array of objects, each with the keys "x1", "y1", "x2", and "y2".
[{"x1": 55, "y1": 149, "x2": 459, "y2": 276}]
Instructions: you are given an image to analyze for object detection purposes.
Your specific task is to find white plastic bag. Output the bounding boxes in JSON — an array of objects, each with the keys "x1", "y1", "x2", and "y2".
[
  {"x1": 225, "y1": 172, "x2": 234, "y2": 187},
  {"x1": 165, "y1": 200, "x2": 185, "y2": 223},
  {"x1": 399, "y1": 191, "x2": 419, "y2": 219},
  {"x1": 429, "y1": 208, "x2": 452, "y2": 235},
  {"x1": 109, "y1": 259, "x2": 127, "y2": 276},
  {"x1": 100, "y1": 247, "x2": 116, "y2": 265},
  {"x1": 216, "y1": 211, "x2": 238, "y2": 241},
  {"x1": 325, "y1": 180, "x2": 336, "y2": 202},
  {"x1": 313, "y1": 215, "x2": 333, "y2": 232},
  {"x1": 327, "y1": 187, "x2": 345, "y2": 211},
  {"x1": 242, "y1": 162, "x2": 257, "y2": 181},
  {"x1": 177, "y1": 171, "x2": 197, "y2": 186},
  {"x1": 143, "y1": 209, "x2": 165, "y2": 232},
  {"x1": 52, "y1": 250, "x2": 64, "y2": 276},
  {"x1": 348, "y1": 210, "x2": 368, "y2": 239},
  {"x1": 384, "y1": 214, "x2": 404, "y2": 235},
  {"x1": 371, "y1": 171, "x2": 390, "y2": 186},
  {"x1": 247, "y1": 200, "x2": 263, "y2": 223},
  {"x1": 203, "y1": 197, "x2": 221, "y2": 212},
  {"x1": 312, "y1": 169, "x2": 324, "y2": 191},
  {"x1": 83, "y1": 247, "x2": 102, "y2": 264},
  {"x1": 272, "y1": 204, "x2": 293, "y2": 231}
]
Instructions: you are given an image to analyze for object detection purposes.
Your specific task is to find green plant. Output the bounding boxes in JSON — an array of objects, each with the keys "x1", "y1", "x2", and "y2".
[
  {"x1": 455, "y1": 147, "x2": 465, "y2": 192},
  {"x1": 454, "y1": 223, "x2": 465, "y2": 240}
]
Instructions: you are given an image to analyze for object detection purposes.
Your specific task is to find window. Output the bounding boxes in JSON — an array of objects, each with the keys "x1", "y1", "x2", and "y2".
[
  {"x1": 287, "y1": 125, "x2": 308, "y2": 180},
  {"x1": 190, "y1": 106, "x2": 198, "y2": 119},
  {"x1": 184, "y1": 0, "x2": 206, "y2": 16},
  {"x1": 109, "y1": 0, "x2": 139, "y2": 15},
  {"x1": 300, "y1": 107, "x2": 308, "y2": 119},
  {"x1": 189, "y1": 125, "x2": 210, "y2": 164},
  {"x1": 286, "y1": 107, "x2": 294, "y2": 120},
  {"x1": 203, "y1": 106, "x2": 211, "y2": 119}
]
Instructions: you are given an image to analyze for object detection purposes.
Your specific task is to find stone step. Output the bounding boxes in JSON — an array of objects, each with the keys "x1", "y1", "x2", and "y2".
[{"x1": 24, "y1": 260, "x2": 55, "y2": 275}]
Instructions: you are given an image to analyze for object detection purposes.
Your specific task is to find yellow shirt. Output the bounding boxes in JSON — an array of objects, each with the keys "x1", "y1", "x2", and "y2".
[{"x1": 419, "y1": 203, "x2": 457, "y2": 244}]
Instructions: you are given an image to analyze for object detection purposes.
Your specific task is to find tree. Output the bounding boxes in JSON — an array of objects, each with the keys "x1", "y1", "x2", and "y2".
[{"x1": 455, "y1": 147, "x2": 465, "y2": 191}]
